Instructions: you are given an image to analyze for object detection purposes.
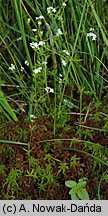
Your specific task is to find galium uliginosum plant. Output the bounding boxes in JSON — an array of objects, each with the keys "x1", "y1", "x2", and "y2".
[{"x1": 0, "y1": 0, "x2": 108, "y2": 128}]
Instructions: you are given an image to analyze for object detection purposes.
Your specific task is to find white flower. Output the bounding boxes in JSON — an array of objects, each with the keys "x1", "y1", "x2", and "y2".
[
  {"x1": 20, "y1": 66, "x2": 24, "y2": 72},
  {"x1": 24, "y1": 60, "x2": 29, "y2": 66},
  {"x1": 59, "y1": 74, "x2": 63, "y2": 78},
  {"x1": 56, "y1": 28, "x2": 63, "y2": 36},
  {"x1": 89, "y1": 28, "x2": 94, "y2": 32},
  {"x1": 16, "y1": 37, "x2": 22, "y2": 41},
  {"x1": 52, "y1": 8, "x2": 56, "y2": 13},
  {"x1": 45, "y1": 87, "x2": 54, "y2": 93},
  {"x1": 30, "y1": 114, "x2": 35, "y2": 118},
  {"x1": 61, "y1": 59, "x2": 67, "y2": 66},
  {"x1": 9, "y1": 63, "x2": 15, "y2": 70},
  {"x1": 59, "y1": 74, "x2": 63, "y2": 84},
  {"x1": 47, "y1": 7, "x2": 56, "y2": 14},
  {"x1": 59, "y1": 77, "x2": 62, "y2": 84},
  {"x1": 35, "y1": 15, "x2": 44, "y2": 20},
  {"x1": 30, "y1": 42, "x2": 39, "y2": 49},
  {"x1": 86, "y1": 32, "x2": 97, "y2": 41},
  {"x1": 30, "y1": 114, "x2": 36, "y2": 121},
  {"x1": 41, "y1": 61, "x2": 47, "y2": 65},
  {"x1": 62, "y1": 3, "x2": 66, "y2": 7},
  {"x1": 33, "y1": 67, "x2": 42, "y2": 74},
  {"x1": 38, "y1": 21, "x2": 42, "y2": 25},
  {"x1": 39, "y1": 41, "x2": 45, "y2": 46},
  {"x1": 63, "y1": 50, "x2": 70, "y2": 56},
  {"x1": 27, "y1": 18, "x2": 30, "y2": 23},
  {"x1": 32, "y1": 28, "x2": 37, "y2": 32}
]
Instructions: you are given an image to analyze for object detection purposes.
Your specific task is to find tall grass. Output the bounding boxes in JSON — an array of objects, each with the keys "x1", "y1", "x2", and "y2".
[{"x1": 0, "y1": 0, "x2": 108, "y2": 129}]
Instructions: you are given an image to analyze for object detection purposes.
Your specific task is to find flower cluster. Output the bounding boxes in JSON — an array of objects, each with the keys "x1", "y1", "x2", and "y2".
[
  {"x1": 39, "y1": 41, "x2": 45, "y2": 46},
  {"x1": 30, "y1": 41, "x2": 45, "y2": 49},
  {"x1": 90, "y1": 28, "x2": 94, "y2": 32},
  {"x1": 61, "y1": 59, "x2": 67, "y2": 66},
  {"x1": 47, "y1": 7, "x2": 56, "y2": 14},
  {"x1": 24, "y1": 60, "x2": 29, "y2": 66},
  {"x1": 32, "y1": 29, "x2": 37, "y2": 32},
  {"x1": 59, "y1": 74, "x2": 63, "y2": 84},
  {"x1": 9, "y1": 63, "x2": 15, "y2": 70},
  {"x1": 33, "y1": 67, "x2": 42, "y2": 74},
  {"x1": 86, "y1": 29, "x2": 97, "y2": 41},
  {"x1": 56, "y1": 28, "x2": 63, "y2": 36},
  {"x1": 63, "y1": 50, "x2": 70, "y2": 56},
  {"x1": 20, "y1": 66, "x2": 24, "y2": 72},
  {"x1": 35, "y1": 15, "x2": 44, "y2": 20},
  {"x1": 45, "y1": 87, "x2": 54, "y2": 93},
  {"x1": 30, "y1": 114, "x2": 36, "y2": 122},
  {"x1": 16, "y1": 37, "x2": 22, "y2": 41},
  {"x1": 41, "y1": 61, "x2": 47, "y2": 65},
  {"x1": 62, "y1": 2, "x2": 66, "y2": 7}
]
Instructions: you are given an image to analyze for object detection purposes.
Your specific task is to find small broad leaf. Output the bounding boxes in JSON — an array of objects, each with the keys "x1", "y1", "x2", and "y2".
[
  {"x1": 79, "y1": 177, "x2": 88, "y2": 182},
  {"x1": 69, "y1": 187, "x2": 77, "y2": 195},
  {"x1": 71, "y1": 193, "x2": 79, "y2": 200},
  {"x1": 77, "y1": 188, "x2": 89, "y2": 200},
  {"x1": 77, "y1": 181, "x2": 87, "y2": 188},
  {"x1": 65, "y1": 180, "x2": 77, "y2": 188}
]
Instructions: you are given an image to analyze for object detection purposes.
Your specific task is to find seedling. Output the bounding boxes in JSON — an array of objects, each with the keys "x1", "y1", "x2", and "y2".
[
  {"x1": 70, "y1": 155, "x2": 80, "y2": 167},
  {"x1": 58, "y1": 162, "x2": 69, "y2": 175},
  {"x1": 0, "y1": 164, "x2": 6, "y2": 174},
  {"x1": 6, "y1": 146, "x2": 15, "y2": 154},
  {"x1": 65, "y1": 177, "x2": 89, "y2": 200},
  {"x1": 102, "y1": 121, "x2": 108, "y2": 137},
  {"x1": 17, "y1": 128, "x2": 27, "y2": 142},
  {"x1": 90, "y1": 112, "x2": 101, "y2": 121},
  {"x1": 3, "y1": 169, "x2": 21, "y2": 196},
  {"x1": 26, "y1": 157, "x2": 55, "y2": 193}
]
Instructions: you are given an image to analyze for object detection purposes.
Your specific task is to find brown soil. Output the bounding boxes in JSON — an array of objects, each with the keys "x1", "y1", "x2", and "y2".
[{"x1": 0, "y1": 96, "x2": 108, "y2": 200}]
